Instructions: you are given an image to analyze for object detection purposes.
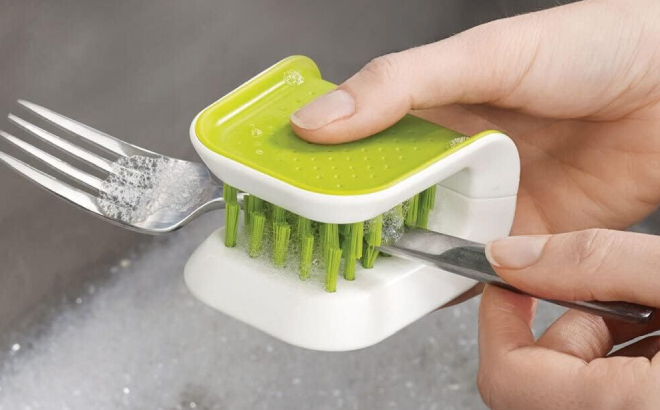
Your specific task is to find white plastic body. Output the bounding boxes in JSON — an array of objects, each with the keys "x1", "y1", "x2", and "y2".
[{"x1": 185, "y1": 131, "x2": 520, "y2": 351}]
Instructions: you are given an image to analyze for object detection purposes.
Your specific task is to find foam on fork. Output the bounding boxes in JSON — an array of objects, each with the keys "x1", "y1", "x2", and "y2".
[{"x1": 97, "y1": 156, "x2": 206, "y2": 223}]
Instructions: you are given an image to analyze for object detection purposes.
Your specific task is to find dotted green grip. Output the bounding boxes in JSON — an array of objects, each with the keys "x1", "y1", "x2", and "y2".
[{"x1": 195, "y1": 56, "x2": 476, "y2": 196}]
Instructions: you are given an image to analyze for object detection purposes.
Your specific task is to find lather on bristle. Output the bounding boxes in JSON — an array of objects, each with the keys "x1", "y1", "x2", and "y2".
[
  {"x1": 249, "y1": 212, "x2": 265, "y2": 258},
  {"x1": 299, "y1": 235, "x2": 314, "y2": 280}
]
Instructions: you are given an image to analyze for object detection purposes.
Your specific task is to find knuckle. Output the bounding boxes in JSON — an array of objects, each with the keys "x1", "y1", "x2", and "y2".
[
  {"x1": 477, "y1": 367, "x2": 504, "y2": 409},
  {"x1": 362, "y1": 54, "x2": 402, "y2": 83},
  {"x1": 568, "y1": 228, "x2": 613, "y2": 265}
]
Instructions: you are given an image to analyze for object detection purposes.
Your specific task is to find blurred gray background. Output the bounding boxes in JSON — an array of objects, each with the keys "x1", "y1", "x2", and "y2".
[{"x1": 0, "y1": 0, "x2": 657, "y2": 409}]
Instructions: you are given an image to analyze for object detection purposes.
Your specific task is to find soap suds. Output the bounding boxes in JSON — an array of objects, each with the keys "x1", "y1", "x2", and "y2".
[{"x1": 97, "y1": 156, "x2": 206, "y2": 224}]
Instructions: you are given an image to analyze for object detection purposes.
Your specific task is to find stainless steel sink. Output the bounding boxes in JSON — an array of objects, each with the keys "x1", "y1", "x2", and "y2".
[{"x1": 3, "y1": 0, "x2": 654, "y2": 409}]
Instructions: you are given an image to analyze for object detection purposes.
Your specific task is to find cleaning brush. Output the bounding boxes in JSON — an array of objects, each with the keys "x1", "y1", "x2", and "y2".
[{"x1": 186, "y1": 55, "x2": 521, "y2": 350}]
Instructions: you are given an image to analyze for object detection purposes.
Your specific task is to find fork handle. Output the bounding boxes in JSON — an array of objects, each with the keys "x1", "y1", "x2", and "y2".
[{"x1": 379, "y1": 243, "x2": 655, "y2": 324}]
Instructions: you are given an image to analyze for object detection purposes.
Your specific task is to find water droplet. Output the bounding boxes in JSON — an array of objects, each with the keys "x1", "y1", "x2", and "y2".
[
  {"x1": 11, "y1": 343, "x2": 20, "y2": 352},
  {"x1": 123, "y1": 387, "x2": 130, "y2": 395},
  {"x1": 284, "y1": 69, "x2": 305, "y2": 86},
  {"x1": 256, "y1": 150, "x2": 263, "y2": 155}
]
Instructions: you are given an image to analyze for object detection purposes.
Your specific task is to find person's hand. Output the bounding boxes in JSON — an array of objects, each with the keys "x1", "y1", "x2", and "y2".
[
  {"x1": 290, "y1": 0, "x2": 660, "y2": 238},
  {"x1": 479, "y1": 229, "x2": 660, "y2": 409},
  {"x1": 290, "y1": 0, "x2": 660, "y2": 407}
]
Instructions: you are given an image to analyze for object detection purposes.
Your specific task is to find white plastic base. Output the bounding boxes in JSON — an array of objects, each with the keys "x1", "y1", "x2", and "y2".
[
  {"x1": 184, "y1": 190, "x2": 517, "y2": 351},
  {"x1": 185, "y1": 227, "x2": 478, "y2": 351}
]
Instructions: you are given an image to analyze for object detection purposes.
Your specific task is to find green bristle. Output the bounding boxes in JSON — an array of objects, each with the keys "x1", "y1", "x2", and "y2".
[
  {"x1": 321, "y1": 223, "x2": 339, "y2": 261},
  {"x1": 273, "y1": 222, "x2": 291, "y2": 267},
  {"x1": 224, "y1": 202, "x2": 240, "y2": 247},
  {"x1": 365, "y1": 216, "x2": 382, "y2": 247},
  {"x1": 360, "y1": 217, "x2": 382, "y2": 269},
  {"x1": 361, "y1": 244, "x2": 379, "y2": 269},
  {"x1": 341, "y1": 222, "x2": 363, "y2": 280},
  {"x1": 299, "y1": 234, "x2": 314, "y2": 280},
  {"x1": 404, "y1": 194, "x2": 419, "y2": 227},
  {"x1": 272, "y1": 205, "x2": 287, "y2": 223},
  {"x1": 325, "y1": 247, "x2": 342, "y2": 293},
  {"x1": 222, "y1": 183, "x2": 238, "y2": 203},
  {"x1": 416, "y1": 185, "x2": 437, "y2": 229},
  {"x1": 344, "y1": 256, "x2": 356, "y2": 280},
  {"x1": 353, "y1": 222, "x2": 364, "y2": 258},
  {"x1": 250, "y1": 196, "x2": 264, "y2": 213},
  {"x1": 244, "y1": 195, "x2": 264, "y2": 229},
  {"x1": 249, "y1": 212, "x2": 265, "y2": 258},
  {"x1": 297, "y1": 216, "x2": 313, "y2": 238},
  {"x1": 243, "y1": 195, "x2": 252, "y2": 227},
  {"x1": 343, "y1": 222, "x2": 364, "y2": 259}
]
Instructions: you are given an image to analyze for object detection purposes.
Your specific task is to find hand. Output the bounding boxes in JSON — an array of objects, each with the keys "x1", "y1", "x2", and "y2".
[
  {"x1": 290, "y1": 0, "x2": 660, "y2": 407},
  {"x1": 479, "y1": 229, "x2": 660, "y2": 409},
  {"x1": 291, "y1": 0, "x2": 660, "y2": 237}
]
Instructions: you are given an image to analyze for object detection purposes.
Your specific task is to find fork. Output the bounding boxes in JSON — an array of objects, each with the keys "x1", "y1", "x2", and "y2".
[
  {"x1": 0, "y1": 100, "x2": 653, "y2": 323},
  {"x1": 0, "y1": 100, "x2": 233, "y2": 234}
]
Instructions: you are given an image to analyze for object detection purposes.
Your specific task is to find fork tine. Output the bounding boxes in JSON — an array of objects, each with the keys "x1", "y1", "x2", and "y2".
[
  {"x1": 18, "y1": 100, "x2": 156, "y2": 158},
  {"x1": 0, "y1": 150, "x2": 104, "y2": 217},
  {"x1": 8, "y1": 114, "x2": 114, "y2": 173},
  {"x1": 1, "y1": 130, "x2": 102, "y2": 191}
]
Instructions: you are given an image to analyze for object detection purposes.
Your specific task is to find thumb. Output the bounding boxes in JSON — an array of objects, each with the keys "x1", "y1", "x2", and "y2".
[
  {"x1": 485, "y1": 229, "x2": 660, "y2": 308},
  {"x1": 290, "y1": 13, "x2": 542, "y2": 144}
]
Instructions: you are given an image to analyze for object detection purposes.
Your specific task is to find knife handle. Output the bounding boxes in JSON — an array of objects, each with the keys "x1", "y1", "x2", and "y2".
[{"x1": 381, "y1": 243, "x2": 655, "y2": 324}]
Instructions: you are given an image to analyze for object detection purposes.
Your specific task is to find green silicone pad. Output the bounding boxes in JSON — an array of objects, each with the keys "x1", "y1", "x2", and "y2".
[{"x1": 195, "y1": 55, "x2": 481, "y2": 196}]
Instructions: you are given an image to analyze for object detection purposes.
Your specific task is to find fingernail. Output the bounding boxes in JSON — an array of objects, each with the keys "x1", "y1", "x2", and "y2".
[
  {"x1": 290, "y1": 89, "x2": 355, "y2": 130},
  {"x1": 485, "y1": 235, "x2": 550, "y2": 269}
]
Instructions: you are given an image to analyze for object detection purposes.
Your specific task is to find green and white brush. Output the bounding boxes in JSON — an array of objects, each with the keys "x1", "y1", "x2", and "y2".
[{"x1": 185, "y1": 56, "x2": 520, "y2": 351}]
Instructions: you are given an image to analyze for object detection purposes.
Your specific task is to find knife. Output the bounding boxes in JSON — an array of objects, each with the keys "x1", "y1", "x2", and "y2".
[{"x1": 378, "y1": 227, "x2": 654, "y2": 324}]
